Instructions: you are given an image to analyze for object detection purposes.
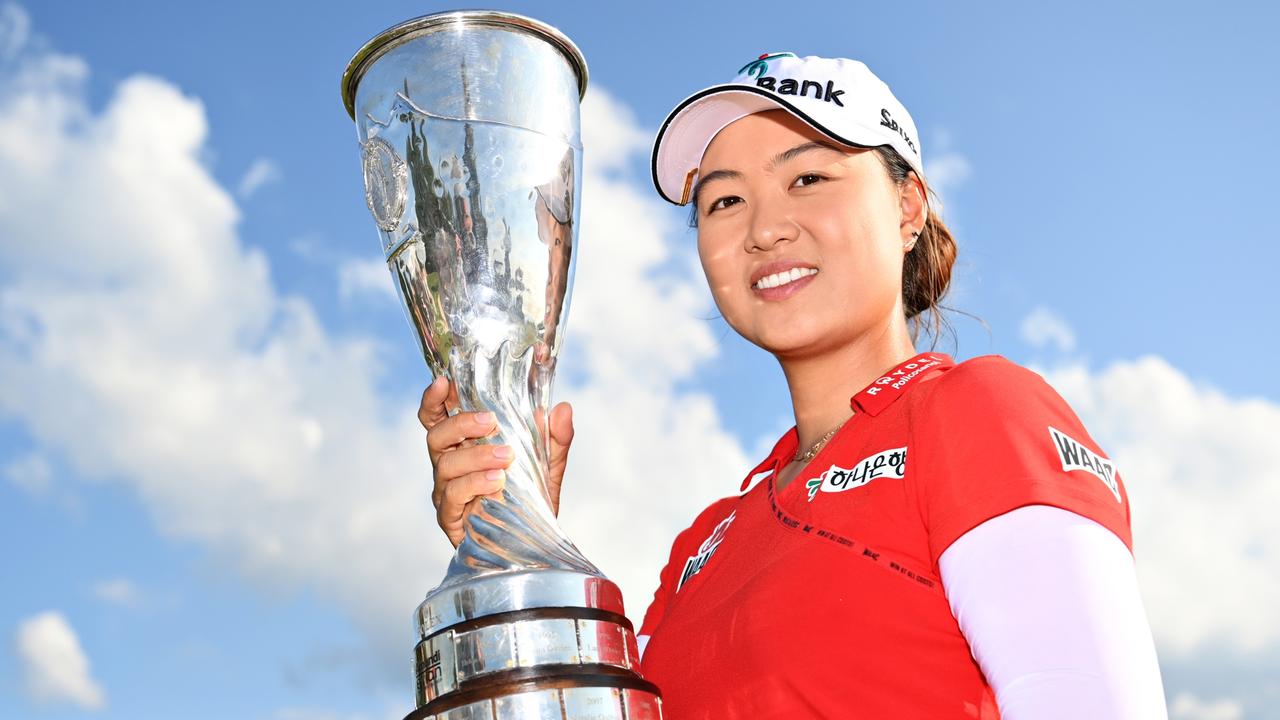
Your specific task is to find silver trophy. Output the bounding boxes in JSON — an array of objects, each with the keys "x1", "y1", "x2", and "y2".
[{"x1": 341, "y1": 11, "x2": 662, "y2": 720}]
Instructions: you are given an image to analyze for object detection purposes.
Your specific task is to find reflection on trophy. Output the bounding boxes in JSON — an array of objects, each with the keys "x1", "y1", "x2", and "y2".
[{"x1": 341, "y1": 11, "x2": 663, "y2": 719}]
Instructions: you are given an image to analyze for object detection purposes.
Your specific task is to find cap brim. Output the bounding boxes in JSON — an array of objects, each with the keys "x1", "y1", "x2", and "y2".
[{"x1": 651, "y1": 84, "x2": 885, "y2": 206}]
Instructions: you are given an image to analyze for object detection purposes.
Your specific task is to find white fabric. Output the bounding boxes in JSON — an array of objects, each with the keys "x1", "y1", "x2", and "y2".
[
  {"x1": 939, "y1": 505, "x2": 1168, "y2": 719},
  {"x1": 652, "y1": 54, "x2": 926, "y2": 205}
]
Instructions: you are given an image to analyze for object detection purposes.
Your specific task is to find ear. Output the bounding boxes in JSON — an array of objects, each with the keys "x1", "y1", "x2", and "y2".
[{"x1": 898, "y1": 171, "x2": 928, "y2": 242}]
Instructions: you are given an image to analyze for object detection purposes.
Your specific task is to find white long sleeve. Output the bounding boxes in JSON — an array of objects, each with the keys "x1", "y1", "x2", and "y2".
[{"x1": 939, "y1": 505, "x2": 1168, "y2": 719}]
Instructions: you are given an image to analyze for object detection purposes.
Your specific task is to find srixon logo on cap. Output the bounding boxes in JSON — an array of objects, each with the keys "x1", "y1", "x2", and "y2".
[
  {"x1": 739, "y1": 52, "x2": 846, "y2": 107},
  {"x1": 879, "y1": 108, "x2": 918, "y2": 155}
]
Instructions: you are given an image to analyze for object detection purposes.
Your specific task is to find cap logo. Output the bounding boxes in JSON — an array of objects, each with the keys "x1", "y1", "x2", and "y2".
[
  {"x1": 754, "y1": 75, "x2": 845, "y2": 107},
  {"x1": 879, "y1": 108, "x2": 918, "y2": 155},
  {"x1": 737, "y1": 52, "x2": 797, "y2": 78}
]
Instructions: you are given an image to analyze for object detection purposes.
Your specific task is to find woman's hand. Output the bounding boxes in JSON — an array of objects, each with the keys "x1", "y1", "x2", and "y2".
[{"x1": 418, "y1": 377, "x2": 575, "y2": 548}]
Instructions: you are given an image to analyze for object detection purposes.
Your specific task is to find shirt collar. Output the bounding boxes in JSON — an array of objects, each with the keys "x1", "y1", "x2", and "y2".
[
  {"x1": 739, "y1": 353, "x2": 954, "y2": 491},
  {"x1": 850, "y1": 352, "x2": 954, "y2": 416}
]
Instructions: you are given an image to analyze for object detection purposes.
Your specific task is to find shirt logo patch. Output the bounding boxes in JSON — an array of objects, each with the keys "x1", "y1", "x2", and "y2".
[
  {"x1": 862, "y1": 355, "x2": 945, "y2": 397},
  {"x1": 806, "y1": 447, "x2": 907, "y2": 502},
  {"x1": 1048, "y1": 426, "x2": 1121, "y2": 503},
  {"x1": 677, "y1": 512, "x2": 735, "y2": 591}
]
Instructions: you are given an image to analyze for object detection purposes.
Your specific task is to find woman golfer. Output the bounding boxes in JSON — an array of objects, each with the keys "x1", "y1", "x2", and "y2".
[{"x1": 419, "y1": 53, "x2": 1168, "y2": 719}]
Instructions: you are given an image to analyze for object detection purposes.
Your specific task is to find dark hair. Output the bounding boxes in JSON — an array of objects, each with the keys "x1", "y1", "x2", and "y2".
[{"x1": 872, "y1": 145, "x2": 957, "y2": 346}]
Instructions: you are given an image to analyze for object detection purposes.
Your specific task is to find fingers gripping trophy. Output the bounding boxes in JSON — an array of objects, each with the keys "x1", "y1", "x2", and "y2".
[{"x1": 340, "y1": 11, "x2": 663, "y2": 720}]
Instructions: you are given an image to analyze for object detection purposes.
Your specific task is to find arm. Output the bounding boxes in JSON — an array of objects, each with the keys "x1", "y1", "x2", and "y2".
[{"x1": 939, "y1": 505, "x2": 1168, "y2": 719}]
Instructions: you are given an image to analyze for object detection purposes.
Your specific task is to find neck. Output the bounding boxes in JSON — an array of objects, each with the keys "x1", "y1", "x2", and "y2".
[{"x1": 779, "y1": 319, "x2": 917, "y2": 453}]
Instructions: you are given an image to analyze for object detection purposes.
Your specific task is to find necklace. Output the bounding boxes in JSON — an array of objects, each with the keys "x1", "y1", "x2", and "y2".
[{"x1": 793, "y1": 425, "x2": 842, "y2": 463}]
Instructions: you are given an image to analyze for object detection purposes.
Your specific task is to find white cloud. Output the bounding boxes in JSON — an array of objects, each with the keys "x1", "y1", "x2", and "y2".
[
  {"x1": 238, "y1": 156, "x2": 281, "y2": 198},
  {"x1": 926, "y1": 150, "x2": 970, "y2": 191},
  {"x1": 1038, "y1": 356, "x2": 1280, "y2": 656},
  {"x1": 0, "y1": 36, "x2": 443, "y2": 672},
  {"x1": 0, "y1": 27, "x2": 745, "y2": 687},
  {"x1": 289, "y1": 231, "x2": 327, "y2": 261},
  {"x1": 1170, "y1": 692, "x2": 1244, "y2": 720},
  {"x1": 580, "y1": 87, "x2": 650, "y2": 174},
  {"x1": 0, "y1": 2, "x2": 29, "y2": 62},
  {"x1": 92, "y1": 577, "x2": 140, "y2": 606},
  {"x1": 925, "y1": 140, "x2": 971, "y2": 210},
  {"x1": 3, "y1": 449, "x2": 83, "y2": 514},
  {"x1": 1020, "y1": 305, "x2": 1077, "y2": 353},
  {"x1": 337, "y1": 256, "x2": 396, "y2": 302},
  {"x1": 14, "y1": 611, "x2": 107, "y2": 710},
  {"x1": 4, "y1": 450, "x2": 53, "y2": 495}
]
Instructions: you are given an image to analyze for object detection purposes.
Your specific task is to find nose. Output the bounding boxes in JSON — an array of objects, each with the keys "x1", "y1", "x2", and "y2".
[{"x1": 746, "y1": 191, "x2": 799, "y2": 253}]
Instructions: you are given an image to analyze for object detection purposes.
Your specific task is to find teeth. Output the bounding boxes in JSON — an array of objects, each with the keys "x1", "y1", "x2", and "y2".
[{"x1": 755, "y1": 267, "x2": 817, "y2": 289}]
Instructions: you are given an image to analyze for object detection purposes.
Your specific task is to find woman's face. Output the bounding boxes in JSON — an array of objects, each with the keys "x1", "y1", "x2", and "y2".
[{"x1": 695, "y1": 110, "x2": 916, "y2": 360}]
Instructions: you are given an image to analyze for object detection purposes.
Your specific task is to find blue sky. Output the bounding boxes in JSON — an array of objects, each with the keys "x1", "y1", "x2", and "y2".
[{"x1": 2, "y1": 1, "x2": 1278, "y2": 718}]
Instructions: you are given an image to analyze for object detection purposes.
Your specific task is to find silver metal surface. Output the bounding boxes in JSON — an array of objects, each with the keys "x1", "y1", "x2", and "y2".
[
  {"x1": 574, "y1": 619, "x2": 629, "y2": 668},
  {"x1": 342, "y1": 10, "x2": 588, "y2": 119},
  {"x1": 622, "y1": 689, "x2": 664, "y2": 720},
  {"x1": 439, "y1": 701, "x2": 496, "y2": 720},
  {"x1": 415, "y1": 570, "x2": 626, "y2": 639},
  {"x1": 347, "y1": 9, "x2": 596, "y2": 587},
  {"x1": 416, "y1": 612, "x2": 637, "y2": 704},
  {"x1": 416, "y1": 628, "x2": 460, "y2": 702},
  {"x1": 512, "y1": 617, "x2": 580, "y2": 668},
  {"x1": 423, "y1": 686, "x2": 662, "y2": 720},
  {"x1": 561, "y1": 687, "x2": 622, "y2": 719},
  {"x1": 494, "y1": 689, "x2": 561, "y2": 718},
  {"x1": 455, "y1": 622, "x2": 517, "y2": 680}
]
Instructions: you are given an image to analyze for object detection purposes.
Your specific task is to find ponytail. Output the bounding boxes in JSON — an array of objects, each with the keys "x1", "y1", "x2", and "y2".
[{"x1": 874, "y1": 146, "x2": 958, "y2": 346}]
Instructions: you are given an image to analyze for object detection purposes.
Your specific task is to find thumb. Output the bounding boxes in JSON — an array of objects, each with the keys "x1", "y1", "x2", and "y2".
[{"x1": 549, "y1": 402, "x2": 574, "y2": 450}]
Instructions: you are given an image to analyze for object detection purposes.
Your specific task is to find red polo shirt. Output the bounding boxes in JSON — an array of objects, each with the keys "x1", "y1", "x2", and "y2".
[{"x1": 637, "y1": 354, "x2": 1132, "y2": 719}]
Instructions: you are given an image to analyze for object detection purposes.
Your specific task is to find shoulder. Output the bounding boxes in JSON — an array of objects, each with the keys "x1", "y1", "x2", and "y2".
[
  {"x1": 930, "y1": 354, "x2": 1051, "y2": 396},
  {"x1": 670, "y1": 496, "x2": 739, "y2": 551},
  {"x1": 910, "y1": 354, "x2": 1087, "y2": 446},
  {"x1": 907, "y1": 357, "x2": 1133, "y2": 559},
  {"x1": 653, "y1": 495, "x2": 741, "y2": 581},
  {"x1": 917, "y1": 354, "x2": 1065, "y2": 419}
]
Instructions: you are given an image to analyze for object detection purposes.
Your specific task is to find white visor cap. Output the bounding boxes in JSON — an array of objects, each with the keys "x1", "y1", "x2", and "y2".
[{"x1": 651, "y1": 53, "x2": 926, "y2": 207}]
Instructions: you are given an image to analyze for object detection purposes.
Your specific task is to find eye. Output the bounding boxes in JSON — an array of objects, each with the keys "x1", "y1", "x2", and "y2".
[
  {"x1": 706, "y1": 195, "x2": 742, "y2": 214},
  {"x1": 792, "y1": 173, "x2": 825, "y2": 188}
]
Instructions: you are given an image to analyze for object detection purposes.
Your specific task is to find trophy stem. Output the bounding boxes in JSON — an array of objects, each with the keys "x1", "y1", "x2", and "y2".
[{"x1": 435, "y1": 340, "x2": 600, "y2": 588}]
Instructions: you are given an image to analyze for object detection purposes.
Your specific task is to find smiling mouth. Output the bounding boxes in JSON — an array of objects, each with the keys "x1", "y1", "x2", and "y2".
[{"x1": 753, "y1": 267, "x2": 818, "y2": 290}]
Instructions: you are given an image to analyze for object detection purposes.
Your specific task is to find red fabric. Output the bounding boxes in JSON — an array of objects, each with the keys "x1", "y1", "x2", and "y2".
[{"x1": 637, "y1": 354, "x2": 1132, "y2": 719}]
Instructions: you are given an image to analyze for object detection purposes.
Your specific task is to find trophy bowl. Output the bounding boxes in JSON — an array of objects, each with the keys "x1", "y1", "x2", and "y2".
[{"x1": 341, "y1": 10, "x2": 663, "y2": 720}]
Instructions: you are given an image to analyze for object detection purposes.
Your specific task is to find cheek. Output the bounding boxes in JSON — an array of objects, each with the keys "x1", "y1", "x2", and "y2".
[
  {"x1": 807, "y1": 200, "x2": 905, "y2": 309},
  {"x1": 697, "y1": 232, "x2": 743, "y2": 312}
]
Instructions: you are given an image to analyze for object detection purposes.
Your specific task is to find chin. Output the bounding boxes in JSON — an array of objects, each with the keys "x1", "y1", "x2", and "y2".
[{"x1": 747, "y1": 324, "x2": 829, "y2": 359}]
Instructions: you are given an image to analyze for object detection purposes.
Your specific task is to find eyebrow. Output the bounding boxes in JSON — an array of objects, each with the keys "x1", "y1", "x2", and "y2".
[
  {"x1": 690, "y1": 169, "x2": 742, "y2": 207},
  {"x1": 772, "y1": 140, "x2": 844, "y2": 167},
  {"x1": 691, "y1": 140, "x2": 846, "y2": 207}
]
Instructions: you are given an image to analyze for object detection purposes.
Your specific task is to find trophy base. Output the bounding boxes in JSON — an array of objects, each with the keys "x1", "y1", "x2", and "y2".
[
  {"x1": 404, "y1": 671, "x2": 662, "y2": 719},
  {"x1": 410, "y1": 571, "x2": 663, "y2": 719}
]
